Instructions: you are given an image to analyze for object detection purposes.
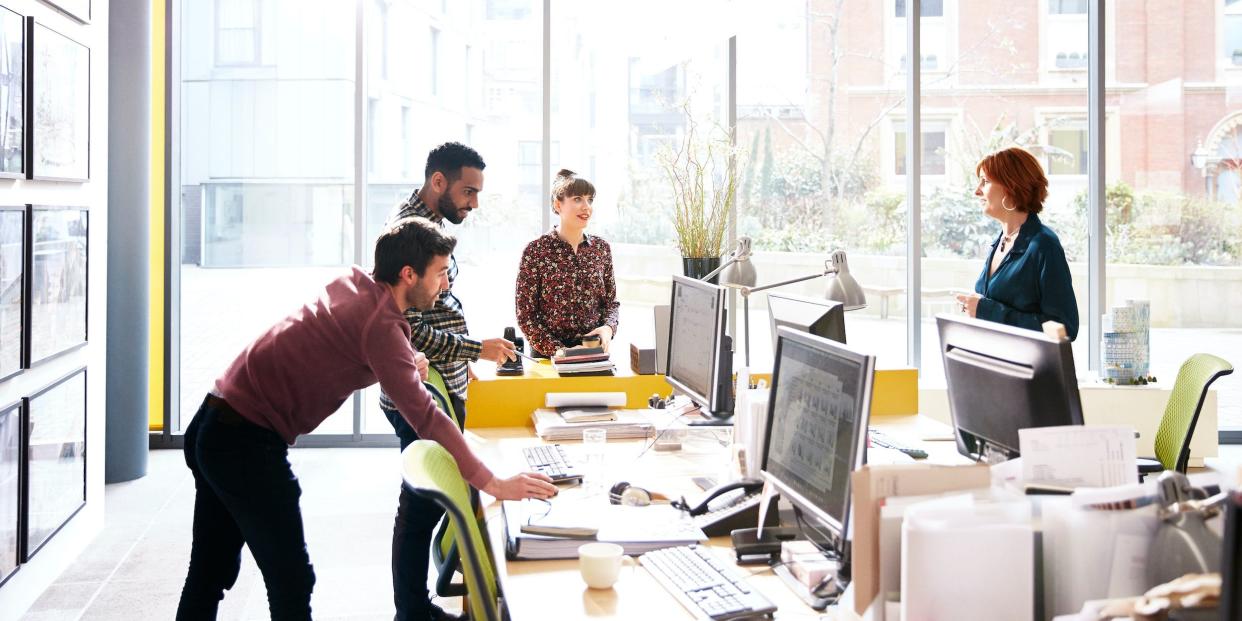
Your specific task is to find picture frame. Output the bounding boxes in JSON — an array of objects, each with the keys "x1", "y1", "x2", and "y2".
[
  {"x1": 38, "y1": 0, "x2": 88, "y2": 24},
  {"x1": 0, "y1": 6, "x2": 24, "y2": 179},
  {"x1": 0, "y1": 206, "x2": 22, "y2": 380},
  {"x1": 28, "y1": 20, "x2": 89, "y2": 182},
  {"x1": 0, "y1": 400, "x2": 19, "y2": 587},
  {"x1": 26, "y1": 206, "x2": 87, "y2": 367},
  {"x1": 22, "y1": 367, "x2": 85, "y2": 562}
]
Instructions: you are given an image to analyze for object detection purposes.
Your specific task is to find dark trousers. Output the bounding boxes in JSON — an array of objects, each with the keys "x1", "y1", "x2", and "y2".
[
  {"x1": 177, "y1": 395, "x2": 316, "y2": 621},
  {"x1": 384, "y1": 392, "x2": 467, "y2": 621}
]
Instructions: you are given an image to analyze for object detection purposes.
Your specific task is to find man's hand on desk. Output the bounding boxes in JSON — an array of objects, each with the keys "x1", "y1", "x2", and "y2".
[{"x1": 483, "y1": 472, "x2": 559, "y2": 501}]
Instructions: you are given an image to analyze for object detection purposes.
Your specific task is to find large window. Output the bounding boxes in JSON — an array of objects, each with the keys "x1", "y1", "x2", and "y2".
[
  {"x1": 177, "y1": 0, "x2": 356, "y2": 431},
  {"x1": 170, "y1": 0, "x2": 1241, "y2": 440},
  {"x1": 917, "y1": 0, "x2": 1089, "y2": 379},
  {"x1": 1108, "y1": 0, "x2": 1242, "y2": 431},
  {"x1": 551, "y1": 0, "x2": 727, "y2": 358}
]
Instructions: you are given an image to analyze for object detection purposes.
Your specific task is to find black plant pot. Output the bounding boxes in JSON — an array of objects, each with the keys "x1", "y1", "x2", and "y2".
[{"x1": 682, "y1": 256, "x2": 722, "y2": 284}]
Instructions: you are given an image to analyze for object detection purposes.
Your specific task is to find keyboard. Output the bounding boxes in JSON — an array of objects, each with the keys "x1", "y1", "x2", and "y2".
[
  {"x1": 522, "y1": 444, "x2": 582, "y2": 483},
  {"x1": 640, "y1": 545, "x2": 777, "y2": 620},
  {"x1": 868, "y1": 428, "x2": 928, "y2": 460}
]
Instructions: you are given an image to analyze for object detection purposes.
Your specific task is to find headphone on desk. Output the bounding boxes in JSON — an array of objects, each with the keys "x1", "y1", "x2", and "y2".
[{"x1": 609, "y1": 482, "x2": 674, "y2": 507}]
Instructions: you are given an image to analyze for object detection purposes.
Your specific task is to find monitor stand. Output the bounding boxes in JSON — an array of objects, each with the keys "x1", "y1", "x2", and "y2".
[
  {"x1": 770, "y1": 556, "x2": 846, "y2": 611},
  {"x1": 686, "y1": 403, "x2": 732, "y2": 426}
]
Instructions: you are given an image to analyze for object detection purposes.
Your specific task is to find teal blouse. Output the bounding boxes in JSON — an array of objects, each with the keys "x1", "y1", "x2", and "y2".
[{"x1": 973, "y1": 213, "x2": 1079, "y2": 341}]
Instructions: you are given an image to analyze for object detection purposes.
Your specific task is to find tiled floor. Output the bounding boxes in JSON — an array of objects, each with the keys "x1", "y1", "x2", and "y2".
[{"x1": 22, "y1": 447, "x2": 462, "y2": 620}]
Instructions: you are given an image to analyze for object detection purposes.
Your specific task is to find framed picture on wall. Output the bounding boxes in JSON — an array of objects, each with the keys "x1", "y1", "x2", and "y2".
[
  {"x1": 26, "y1": 206, "x2": 87, "y2": 366},
  {"x1": 28, "y1": 21, "x2": 89, "y2": 182},
  {"x1": 0, "y1": 6, "x2": 24, "y2": 179},
  {"x1": 0, "y1": 400, "x2": 20, "y2": 587},
  {"x1": 38, "y1": 0, "x2": 88, "y2": 24},
  {"x1": 0, "y1": 206, "x2": 23, "y2": 381},
  {"x1": 22, "y1": 367, "x2": 85, "y2": 562}
]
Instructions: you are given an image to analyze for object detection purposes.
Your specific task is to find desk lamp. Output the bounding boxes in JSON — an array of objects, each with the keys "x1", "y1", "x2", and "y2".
[{"x1": 726, "y1": 249, "x2": 867, "y2": 367}]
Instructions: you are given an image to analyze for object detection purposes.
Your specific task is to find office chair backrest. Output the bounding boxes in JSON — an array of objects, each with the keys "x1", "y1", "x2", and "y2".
[
  {"x1": 423, "y1": 367, "x2": 471, "y2": 597},
  {"x1": 425, "y1": 367, "x2": 459, "y2": 427},
  {"x1": 1153, "y1": 353, "x2": 1233, "y2": 472},
  {"x1": 403, "y1": 440, "x2": 500, "y2": 621}
]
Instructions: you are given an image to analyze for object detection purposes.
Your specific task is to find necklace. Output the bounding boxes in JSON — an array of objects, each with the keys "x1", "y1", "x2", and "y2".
[{"x1": 999, "y1": 229, "x2": 1019, "y2": 253}]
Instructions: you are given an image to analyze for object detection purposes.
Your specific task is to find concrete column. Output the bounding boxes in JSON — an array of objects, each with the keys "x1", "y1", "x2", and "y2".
[{"x1": 105, "y1": 0, "x2": 152, "y2": 483}]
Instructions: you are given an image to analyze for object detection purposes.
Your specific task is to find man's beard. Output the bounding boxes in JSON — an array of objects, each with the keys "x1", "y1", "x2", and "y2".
[{"x1": 437, "y1": 193, "x2": 468, "y2": 224}]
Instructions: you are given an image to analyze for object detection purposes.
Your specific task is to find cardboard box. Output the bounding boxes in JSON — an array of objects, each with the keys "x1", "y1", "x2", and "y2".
[{"x1": 850, "y1": 463, "x2": 991, "y2": 617}]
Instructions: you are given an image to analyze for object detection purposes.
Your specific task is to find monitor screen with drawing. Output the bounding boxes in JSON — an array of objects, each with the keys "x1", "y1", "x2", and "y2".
[
  {"x1": 665, "y1": 275, "x2": 734, "y2": 422},
  {"x1": 761, "y1": 327, "x2": 875, "y2": 566}
]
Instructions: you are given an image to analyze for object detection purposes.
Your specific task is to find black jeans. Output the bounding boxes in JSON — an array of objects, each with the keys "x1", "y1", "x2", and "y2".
[
  {"x1": 384, "y1": 392, "x2": 467, "y2": 621},
  {"x1": 177, "y1": 395, "x2": 316, "y2": 620}
]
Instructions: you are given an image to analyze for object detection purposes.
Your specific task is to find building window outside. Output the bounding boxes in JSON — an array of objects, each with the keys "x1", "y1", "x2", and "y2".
[
  {"x1": 215, "y1": 0, "x2": 261, "y2": 66},
  {"x1": 1048, "y1": 126, "x2": 1088, "y2": 175},
  {"x1": 1224, "y1": 0, "x2": 1242, "y2": 67},
  {"x1": 894, "y1": 127, "x2": 947, "y2": 176},
  {"x1": 1046, "y1": 0, "x2": 1088, "y2": 70},
  {"x1": 892, "y1": 0, "x2": 950, "y2": 74}
]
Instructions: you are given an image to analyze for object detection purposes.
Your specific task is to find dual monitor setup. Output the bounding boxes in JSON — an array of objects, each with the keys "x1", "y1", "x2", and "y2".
[{"x1": 658, "y1": 274, "x2": 1085, "y2": 607}]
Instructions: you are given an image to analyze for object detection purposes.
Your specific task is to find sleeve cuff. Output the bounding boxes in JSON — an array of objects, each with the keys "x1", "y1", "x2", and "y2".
[{"x1": 460, "y1": 337, "x2": 483, "y2": 362}]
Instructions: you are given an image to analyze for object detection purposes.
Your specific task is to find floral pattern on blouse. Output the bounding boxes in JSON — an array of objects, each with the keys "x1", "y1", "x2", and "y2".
[{"x1": 515, "y1": 229, "x2": 620, "y2": 357}]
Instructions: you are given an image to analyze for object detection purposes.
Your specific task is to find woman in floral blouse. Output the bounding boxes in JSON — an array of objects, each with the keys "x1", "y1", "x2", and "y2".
[{"x1": 515, "y1": 169, "x2": 620, "y2": 357}]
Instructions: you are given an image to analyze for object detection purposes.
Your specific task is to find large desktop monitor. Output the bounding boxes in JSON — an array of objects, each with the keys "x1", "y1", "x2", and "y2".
[
  {"x1": 767, "y1": 292, "x2": 846, "y2": 345},
  {"x1": 666, "y1": 275, "x2": 734, "y2": 422},
  {"x1": 761, "y1": 327, "x2": 875, "y2": 583},
  {"x1": 936, "y1": 314, "x2": 1084, "y2": 463}
]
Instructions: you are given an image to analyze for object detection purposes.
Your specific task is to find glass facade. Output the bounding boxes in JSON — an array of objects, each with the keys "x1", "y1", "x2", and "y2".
[{"x1": 171, "y1": 0, "x2": 1242, "y2": 438}]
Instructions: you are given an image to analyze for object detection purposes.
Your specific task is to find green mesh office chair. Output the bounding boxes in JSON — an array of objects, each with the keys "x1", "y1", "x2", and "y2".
[
  {"x1": 1137, "y1": 353, "x2": 1233, "y2": 478},
  {"x1": 403, "y1": 439, "x2": 502, "y2": 621},
  {"x1": 421, "y1": 368, "x2": 472, "y2": 600}
]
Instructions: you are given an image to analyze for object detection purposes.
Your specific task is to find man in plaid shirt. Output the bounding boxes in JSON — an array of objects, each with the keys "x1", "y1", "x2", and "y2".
[{"x1": 380, "y1": 142, "x2": 517, "y2": 621}]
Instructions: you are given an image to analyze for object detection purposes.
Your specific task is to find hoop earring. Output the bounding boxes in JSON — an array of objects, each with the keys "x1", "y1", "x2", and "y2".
[{"x1": 1002, "y1": 196, "x2": 1017, "y2": 212}]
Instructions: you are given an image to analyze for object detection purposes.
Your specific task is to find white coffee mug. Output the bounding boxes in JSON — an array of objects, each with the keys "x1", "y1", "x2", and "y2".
[{"x1": 578, "y1": 542, "x2": 630, "y2": 589}]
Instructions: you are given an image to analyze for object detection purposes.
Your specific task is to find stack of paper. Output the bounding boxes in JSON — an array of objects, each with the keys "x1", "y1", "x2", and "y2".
[
  {"x1": 531, "y1": 408, "x2": 654, "y2": 441},
  {"x1": 502, "y1": 498, "x2": 705, "y2": 560},
  {"x1": 552, "y1": 359, "x2": 616, "y2": 376}
]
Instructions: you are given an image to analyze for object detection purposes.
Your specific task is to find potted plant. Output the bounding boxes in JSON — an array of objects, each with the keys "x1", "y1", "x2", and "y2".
[{"x1": 659, "y1": 111, "x2": 740, "y2": 283}]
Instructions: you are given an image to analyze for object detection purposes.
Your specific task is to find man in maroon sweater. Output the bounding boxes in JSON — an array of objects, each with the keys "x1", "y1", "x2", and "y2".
[{"x1": 176, "y1": 217, "x2": 557, "y2": 620}]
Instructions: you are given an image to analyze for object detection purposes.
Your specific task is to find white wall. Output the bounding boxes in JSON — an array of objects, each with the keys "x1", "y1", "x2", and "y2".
[{"x1": 0, "y1": 0, "x2": 107, "y2": 619}]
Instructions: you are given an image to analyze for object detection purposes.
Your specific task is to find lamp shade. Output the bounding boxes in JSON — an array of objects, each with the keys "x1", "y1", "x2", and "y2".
[
  {"x1": 721, "y1": 237, "x2": 758, "y2": 287},
  {"x1": 823, "y1": 250, "x2": 867, "y2": 310}
]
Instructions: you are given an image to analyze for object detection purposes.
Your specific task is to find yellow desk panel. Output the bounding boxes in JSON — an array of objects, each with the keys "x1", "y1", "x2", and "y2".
[{"x1": 466, "y1": 361, "x2": 919, "y2": 428}]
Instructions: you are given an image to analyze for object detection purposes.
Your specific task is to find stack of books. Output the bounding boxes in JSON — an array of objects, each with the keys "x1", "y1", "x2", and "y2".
[
  {"x1": 551, "y1": 345, "x2": 615, "y2": 376},
  {"x1": 530, "y1": 408, "x2": 654, "y2": 441}
]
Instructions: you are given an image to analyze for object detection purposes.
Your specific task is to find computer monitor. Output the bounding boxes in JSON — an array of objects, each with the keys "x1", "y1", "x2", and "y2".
[
  {"x1": 936, "y1": 314, "x2": 1084, "y2": 463},
  {"x1": 761, "y1": 327, "x2": 875, "y2": 576},
  {"x1": 767, "y1": 292, "x2": 846, "y2": 345},
  {"x1": 666, "y1": 275, "x2": 734, "y2": 422}
]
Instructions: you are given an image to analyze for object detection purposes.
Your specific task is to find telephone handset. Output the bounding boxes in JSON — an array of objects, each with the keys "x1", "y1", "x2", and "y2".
[
  {"x1": 685, "y1": 478, "x2": 764, "y2": 516},
  {"x1": 496, "y1": 327, "x2": 525, "y2": 376},
  {"x1": 685, "y1": 478, "x2": 777, "y2": 537}
]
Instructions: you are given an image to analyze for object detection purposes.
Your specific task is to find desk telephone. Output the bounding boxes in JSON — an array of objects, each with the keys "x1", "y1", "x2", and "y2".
[
  {"x1": 685, "y1": 478, "x2": 778, "y2": 538},
  {"x1": 496, "y1": 327, "x2": 525, "y2": 376}
]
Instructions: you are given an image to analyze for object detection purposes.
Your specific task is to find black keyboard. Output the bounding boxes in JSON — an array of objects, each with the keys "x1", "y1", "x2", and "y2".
[
  {"x1": 522, "y1": 444, "x2": 582, "y2": 483},
  {"x1": 868, "y1": 428, "x2": 928, "y2": 459},
  {"x1": 641, "y1": 545, "x2": 777, "y2": 620}
]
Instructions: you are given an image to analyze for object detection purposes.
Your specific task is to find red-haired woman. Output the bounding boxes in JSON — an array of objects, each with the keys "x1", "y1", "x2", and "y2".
[{"x1": 954, "y1": 147, "x2": 1079, "y2": 340}]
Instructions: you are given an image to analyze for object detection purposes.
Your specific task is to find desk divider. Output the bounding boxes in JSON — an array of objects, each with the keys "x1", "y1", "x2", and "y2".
[{"x1": 465, "y1": 366, "x2": 919, "y2": 428}]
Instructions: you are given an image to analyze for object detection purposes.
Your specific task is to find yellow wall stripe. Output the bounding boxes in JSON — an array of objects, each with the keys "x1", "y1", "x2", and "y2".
[{"x1": 149, "y1": 0, "x2": 166, "y2": 431}]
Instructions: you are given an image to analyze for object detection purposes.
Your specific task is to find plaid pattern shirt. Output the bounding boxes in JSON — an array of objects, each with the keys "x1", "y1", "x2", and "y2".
[{"x1": 379, "y1": 189, "x2": 482, "y2": 405}]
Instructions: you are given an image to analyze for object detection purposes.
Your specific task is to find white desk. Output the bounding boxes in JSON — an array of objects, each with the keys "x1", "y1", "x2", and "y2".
[{"x1": 468, "y1": 414, "x2": 960, "y2": 620}]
